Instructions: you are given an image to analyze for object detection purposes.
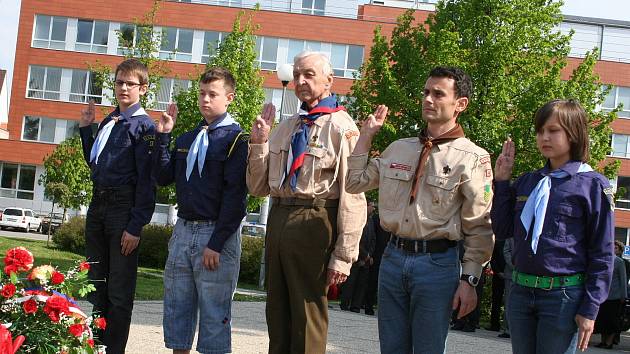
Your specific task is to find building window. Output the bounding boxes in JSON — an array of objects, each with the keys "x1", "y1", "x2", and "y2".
[
  {"x1": 27, "y1": 65, "x2": 62, "y2": 100},
  {"x1": 301, "y1": 0, "x2": 325, "y2": 15},
  {"x1": 70, "y1": 70, "x2": 103, "y2": 104},
  {"x1": 32, "y1": 15, "x2": 67, "y2": 50},
  {"x1": 560, "y1": 22, "x2": 602, "y2": 59},
  {"x1": 287, "y1": 39, "x2": 321, "y2": 63},
  {"x1": 21, "y1": 117, "x2": 80, "y2": 144},
  {"x1": 160, "y1": 27, "x2": 194, "y2": 62},
  {"x1": 601, "y1": 26, "x2": 630, "y2": 63},
  {"x1": 75, "y1": 19, "x2": 109, "y2": 54},
  {"x1": 0, "y1": 163, "x2": 36, "y2": 200},
  {"x1": 202, "y1": 31, "x2": 224, "y2": 64},
  {"x1": 117, "y1": 24, "x2": 153, "y2": 56},
  {"x1": 615, "y1": 227, "x2": 629, "y2": 245},
  {"x1": 615, "y1": 176, "x2": 630, "y2": 209},
  {"x1": 156, "y1": 78, "x2": 191, "y2": 111},
  {"x1": 264, "y1": 88, "x2": 300, "y2": 121},
  {"x1": 602, "y1": 85, "x2": 630, "y2": 118},
  {"x1": 612, "y1": 134, "x2": 630, "y2": 158},
  {"x1": 255, "y1": 37, "x2": 279, "y2": 70},
  {"x1": 330, "y1": 44, "x2": 363, "y2": 78}
]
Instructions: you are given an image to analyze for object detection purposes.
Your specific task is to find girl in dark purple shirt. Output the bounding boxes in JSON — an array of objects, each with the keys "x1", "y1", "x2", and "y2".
[{"x1": 492, "y1": 99, "x2": 614, "y2": 354}]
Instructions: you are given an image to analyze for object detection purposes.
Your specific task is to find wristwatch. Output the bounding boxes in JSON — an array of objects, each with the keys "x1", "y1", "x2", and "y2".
[{"x1": 460, "y1": 274, "x2": 479, "y2": 287}]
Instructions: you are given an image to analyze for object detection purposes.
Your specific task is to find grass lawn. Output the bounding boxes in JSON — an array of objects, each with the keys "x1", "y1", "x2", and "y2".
[{"x1": 0, "y1": 236, "x2": 264, "y2": 302}]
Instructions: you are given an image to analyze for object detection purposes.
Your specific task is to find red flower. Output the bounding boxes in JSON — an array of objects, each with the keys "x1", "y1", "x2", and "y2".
[
  {"x1": 87, "y1": 339, "x2": 94, "y2": 348},
  {"x1": 78, "y1": 261, "x2": 90, "y2": 272},
  {"x1": 3, "y1": 247, "x2": 34, "y2": 274},
  {"x1": 1, "y1": 283, "x2": 16, "y2": 298},
  {"x1": 69, "y1": 323, "x2": 84, "y2": 337},
  {"x1": 0, "y1": 325, "x2": 24, "y2": 354},
  {"x1": 43, "y1": 294, "x2": 70, "y2": 322},
  {"x1": 51, "y1": 271, "x2": 65, "y2": 285},
  {"x1": 93, "y1": 317, "x2": 107, "y2": 330},
  {"x1": 22, "y1": 299, "x2": 38, "y2": 314}
]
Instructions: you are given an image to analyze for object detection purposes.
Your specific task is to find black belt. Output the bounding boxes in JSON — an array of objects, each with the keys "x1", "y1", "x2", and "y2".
[
  {"x1": 92, "y1": 185, "x2": 134, "y2": 199},
  {"x1": 271, "y1": 197, "x2": 338, "y2": 208},
  {"x1": 390, "y1": 234, "x2": 457, "y2": 254}
]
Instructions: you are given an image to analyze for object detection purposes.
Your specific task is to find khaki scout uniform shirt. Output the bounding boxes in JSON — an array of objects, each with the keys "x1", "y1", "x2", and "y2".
[
  {"x1": 346, "y1": 137, "x2": 494, "y2": 278},
  {"x1": 247, "y1": 110, "x2": 367, "y2": 275}
]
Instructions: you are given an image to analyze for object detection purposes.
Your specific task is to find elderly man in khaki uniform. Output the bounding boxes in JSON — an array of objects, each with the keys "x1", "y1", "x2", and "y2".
[
  {"x1": 248, "y1": 51, "x2": 367, "y2": 354},
  {"x1": 346, "y1": 66, "x2": 494, "y2": 354}
]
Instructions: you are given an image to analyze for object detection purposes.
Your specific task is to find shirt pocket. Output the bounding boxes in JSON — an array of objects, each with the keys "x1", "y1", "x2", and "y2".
[
  {"x1": 204, "y1": 150, "x2": 226, "y2": 179},
  {"x1": 424, "y1": 175, "x2": 460, "y2": 219},
  {"x1": 553, "y1": 202, "x2": 584, "y2": 241},
  {"x1": 380, "y1": 168, "x2": 413, "y2": 211},
  {"x1": 111, "y1": 135, "x2": 133, "y2": 172},
  {"x1": 268, "y1": 144, "x2": 287, "y2": 183},
  {"x1": 303, "y1": 146, "x2": 328, "y2": 183}
]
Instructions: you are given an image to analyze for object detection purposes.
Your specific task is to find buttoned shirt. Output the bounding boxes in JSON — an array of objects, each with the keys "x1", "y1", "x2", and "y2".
[
  {"x1": 79, "y1": 102, "x2": 156, "y2": 236},
  {"x1": 346, "y1": 136, "x2": 495, "y2": 278},
  {"x1": 492, "y1": 160, "x2": 614, "y2": 319},
  {"x1": 153, "y1": 116, "x2": 248, "y2": 253},
  {"x1": 247, "y1": 110, "x2": 367, "y2": 275}
]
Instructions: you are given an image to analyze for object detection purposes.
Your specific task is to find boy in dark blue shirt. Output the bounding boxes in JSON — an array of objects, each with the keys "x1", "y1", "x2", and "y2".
[
  {"x1": 79, "y1": 58, "x2": 156, "y2": 354},
  {"x1": 153, "y1": 67, "x2": 248, "y2": 354}
]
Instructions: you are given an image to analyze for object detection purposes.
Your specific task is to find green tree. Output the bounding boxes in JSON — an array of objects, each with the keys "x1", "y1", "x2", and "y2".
[
  {"x1": 173, "y1": 9, "x2": 265, "y2": 211},
  {"x1": 89, "y1": 0, "x2": 169, "y2": 109},
  {"x1": 349, "y1": 0, "x2": 619, "y2": 178},
  {"x1": 39, "y1": 136, "x2": 92, "y2": 214}
]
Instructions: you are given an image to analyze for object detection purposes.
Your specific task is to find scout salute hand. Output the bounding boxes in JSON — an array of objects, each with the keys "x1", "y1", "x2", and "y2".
[
  {"x1": 79, "y1": 99, "x2": 96, "y2": 127},
  {"x1": 157, "y1": 102, "x2": 178, "y2": 134},
  {"x1": 494, "y1": 138, "x2": 515, "y2": 181},
  {"x1": 351, "y1": 104, "x2": 389, "y2": 156},
  {"x1": 251, "y1": 103, "x2": 275, "y2": 144}
]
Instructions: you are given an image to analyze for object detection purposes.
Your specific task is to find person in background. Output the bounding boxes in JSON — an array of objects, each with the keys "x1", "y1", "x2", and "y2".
[{"x1": 498, "y1": 238, "x2": 514, "y2": 339}]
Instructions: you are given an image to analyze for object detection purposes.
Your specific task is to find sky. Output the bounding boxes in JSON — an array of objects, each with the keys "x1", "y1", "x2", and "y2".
[{"x1": 0, "y1": 0, "x2": 629, "y2": 107}]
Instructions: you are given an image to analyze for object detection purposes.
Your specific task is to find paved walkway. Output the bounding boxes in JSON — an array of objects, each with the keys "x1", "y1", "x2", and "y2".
[{"x1": 94, "y1": 301, "x2": 629, "y2": 353}]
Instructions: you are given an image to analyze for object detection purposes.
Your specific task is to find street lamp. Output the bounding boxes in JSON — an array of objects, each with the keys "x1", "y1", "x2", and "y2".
[
  {"x1": 258, "y1": 63, "x2": 294, "y2": 289},
  {"x1": 277, "y1": 63, "x2": 293, "y2": 122}
]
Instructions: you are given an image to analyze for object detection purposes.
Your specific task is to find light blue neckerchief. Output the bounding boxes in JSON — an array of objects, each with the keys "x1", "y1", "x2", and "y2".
[
  {"x1": 89, "y1": 105, "x2": 147, "y2": 164},
  {"x1": 185, "y1": 112, "x2": 238, "y2": 181},
  {"x1": 520, "y1": 162, "x2": 593, "y2": 254}
]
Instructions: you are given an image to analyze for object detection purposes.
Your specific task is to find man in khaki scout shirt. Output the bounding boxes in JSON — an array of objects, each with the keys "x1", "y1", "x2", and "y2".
[
  {"x1": 346, "y1": 66, "x2": 494, "y2": 354},
  {"x1": 247, "y1": 51, "x2": 367, "y2": 354}
]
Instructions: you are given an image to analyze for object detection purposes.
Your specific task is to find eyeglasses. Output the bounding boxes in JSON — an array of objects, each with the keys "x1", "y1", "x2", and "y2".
[{"x1": 114, "y1": 80, "x2": 143, "y2": 89}]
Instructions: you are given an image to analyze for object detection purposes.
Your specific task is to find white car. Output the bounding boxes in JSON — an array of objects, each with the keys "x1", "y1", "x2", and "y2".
[{"x1": 0, "y1": 208, "x2": 42, "y2": 232}]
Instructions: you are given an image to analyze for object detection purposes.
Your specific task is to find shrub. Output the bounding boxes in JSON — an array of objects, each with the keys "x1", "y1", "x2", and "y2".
[
  {"x1": 52, "y1": 216, "x2": 86, "y2": 254},
  {"x1": 138, "y1": 224, "x2": 172, "y2": 268},
  {"x1": 239, "y1": 235, "x2": 264, "y2": 286}
]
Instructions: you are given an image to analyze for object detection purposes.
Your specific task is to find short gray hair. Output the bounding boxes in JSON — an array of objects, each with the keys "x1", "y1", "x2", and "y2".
[{"x1": 293, "y1": 51, "x2": 333, "y2": 76}]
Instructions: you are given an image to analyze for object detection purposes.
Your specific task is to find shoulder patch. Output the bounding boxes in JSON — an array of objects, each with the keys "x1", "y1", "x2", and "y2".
[
  {"x1": 177, "y1": 148, "x2": 189, "y2": 153},
  {"x1": 517, "y1": 196, "x2": 528, "y2": 202},
  {"x1": 479, "y1": 156, "x2": 491, "y2": 165},
  {"x1": 603, "y1": 187, "x2": 615, "y2": 211}
]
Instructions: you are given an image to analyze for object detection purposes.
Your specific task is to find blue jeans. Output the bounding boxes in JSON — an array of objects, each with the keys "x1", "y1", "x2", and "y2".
[
  {"x1": 508, "y1": 283, "x2": 584, "y2": 354},
  {"x1": 163, "y1": 219, "x2": 241, "y2": 354},
  {"x1": 378, "y1": 243, "x2": 460, "y2": 354}
]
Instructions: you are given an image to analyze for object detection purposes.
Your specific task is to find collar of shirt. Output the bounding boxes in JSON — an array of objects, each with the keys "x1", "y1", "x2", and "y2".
[
  {"x1": 539, "y1": 160, "x2": 583, "y2": 177},
  {"x1": 196, "y1": 112, "x2": 238, "y2": 132}
]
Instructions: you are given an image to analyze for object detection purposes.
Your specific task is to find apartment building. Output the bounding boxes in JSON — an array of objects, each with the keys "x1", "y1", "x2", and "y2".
[{"x1": 1, "y1": 0, "x2": 629, "y2": 240}]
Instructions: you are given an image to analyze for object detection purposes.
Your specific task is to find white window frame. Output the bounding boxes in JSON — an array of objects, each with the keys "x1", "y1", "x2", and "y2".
[
  {"x1": 159, "y1": 27, "x2": 194, "y2": 62},
  {"x1": 21, "y1": 116, "x2": 57, "y2": 143},
  {"x1": 75, "y1": 19, "x2": 109, "y2": 53},
  {"x1": 26, "y1": 66, "x2": 62, "y2": 100},
  {"x1": 300, "y1": 0, "x2": 325, "y2": 15},
  {"x1": 602, "y1": 85, "x2": 630, "y2": 118},
  {"x1": 611, "y1": 134, "x2": 630, "y2": 158},
  {"x1": 0, "y1": 162, "x2": 36, "y2": 200},
  {"x1": 256, "y1": 36, "x2": 279, "y2": 71},
  {"x1": 612, "y1": 176, "x2": 630, "y2": 210},
  {"x1": 32, "y1": 15, "x2": 67, "y2": 50},
  {"x1": 201, "y1": 31, "x2": 225, "y2": 64},
  {"x1": 156, "y1": 78, "x2": 191, "y2": 111},
  {"x1": 69, "y1": 70, "x2": 103, "y2": 104}
]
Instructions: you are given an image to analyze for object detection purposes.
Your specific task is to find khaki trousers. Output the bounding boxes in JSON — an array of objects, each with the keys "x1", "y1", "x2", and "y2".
[{"x1": 265, "y1": 203, "x2": 338, "y2": 354}]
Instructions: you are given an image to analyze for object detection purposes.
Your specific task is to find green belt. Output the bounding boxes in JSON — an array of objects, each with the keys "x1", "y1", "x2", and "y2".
[{"x1": 512, "y1": 270, "x2": 585, "y2": 290}]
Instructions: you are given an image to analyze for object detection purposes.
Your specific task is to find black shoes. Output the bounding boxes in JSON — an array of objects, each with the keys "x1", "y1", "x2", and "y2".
[
  {"x1": 349, "y1": 307, "x2": 361, "y2": 313},
  {"x1": 365, "y1": 308, "x2": 375, "y2": 316},
  {"x1": 498, "y1": 333, "x2": 510, "y2": 338},
  {"x1": 485, "y1": 325, "x2": 501, "y2": 332},
  {"x1": 595, "y1": 343, "x2": 613, "y2": 350}
]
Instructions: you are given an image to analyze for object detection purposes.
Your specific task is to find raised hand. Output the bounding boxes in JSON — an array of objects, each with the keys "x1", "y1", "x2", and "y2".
[
  {"x1": 251, "y1": 103, "x2": 275, "y2": 144},
  {"x1": 494, "y1": 138, "x2": 515, "y2": 181},
  {"x1": 79, "y1": 100, "x2": 96, "y2": 127},
  {"x1": 157, "y1": 102, "x2": 178, "y2": 133},
  {"x1": 360, "y1": 104, "x2": 389, "y2": 138}
]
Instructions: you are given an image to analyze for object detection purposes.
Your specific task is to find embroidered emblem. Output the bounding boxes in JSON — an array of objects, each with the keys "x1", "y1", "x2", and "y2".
[
  {"x1": 443, "y1": 165, "x2": 451, "y2": 174},
  {"x1": 390, "y1": 163, "x2": 411, "y2": 171},
  {"x1": 603, "y1": 187, "x2": 615, "y2": 211},
  {"x1": 484, "y1": 184, "x2": 491, "y2": 203},
  {"x1": 345, "y1": 130, "x2": 359, "y2": 140},
  {"x1": 517, "y1": 195, "x2": 528, "y2": 202},
  {"x1": 485, "y1": 169, "x2": 492, "y2": 178},
  {"x1": 480, "y1": 156, "x2": 491, "y2": 165},
  {"x1": 177, "y1": 148, "x2": 189, "y2": 153}
]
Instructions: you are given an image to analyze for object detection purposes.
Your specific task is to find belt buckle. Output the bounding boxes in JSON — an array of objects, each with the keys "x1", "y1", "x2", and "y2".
[{"x1": 538, "y1": 276, "x2": 554, "y2": 291}]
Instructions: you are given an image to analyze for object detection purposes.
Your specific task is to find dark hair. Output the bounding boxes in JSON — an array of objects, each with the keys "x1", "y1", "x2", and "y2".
[
  {"x1": 115, "y1": 58, "x2": 149, "y2": 85},
  {"x1": 534, "y1": 99, "x2": 589, "y2": 162},
  {"x1": 428, "y1": 66, "x2": 473, "y2": 98},
  {"x1": 199, "y1": 67, "x2": 235, "y2": 93},
  {"x1": 614, "y1": 240, "x2": 624, "y2": 256}
]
